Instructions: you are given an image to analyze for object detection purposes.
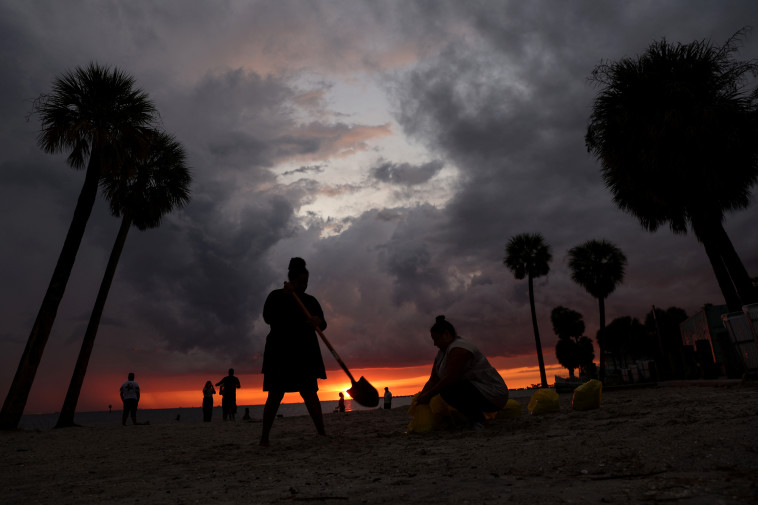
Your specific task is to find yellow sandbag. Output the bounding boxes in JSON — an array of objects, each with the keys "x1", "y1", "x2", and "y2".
[
  {"x1": 429, "y1": 394, "x2": 467, "y2": 428},
  {"x1": 495, "y1": 399, "x2": 523, "y2": 419},
  {"x1": 406, "y1": 402, "x2": 435, "y2": 433},
  {"x1": 527, "y1": 389, "x2": 560, "y2": 415},
  {"x1": 571, "y1": 379, "x2": 602, "y2": 411}
]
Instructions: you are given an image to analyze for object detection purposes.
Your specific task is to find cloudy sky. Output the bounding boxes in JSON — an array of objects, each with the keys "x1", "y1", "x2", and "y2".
[{"x1": 2, "y1": 1, "x2": 757, "y2": 413}]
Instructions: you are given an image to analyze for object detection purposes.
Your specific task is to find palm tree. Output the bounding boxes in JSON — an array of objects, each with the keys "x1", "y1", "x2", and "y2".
[
  {"x1": 586, "y1": 31, "x2": 758, "y2": 311},
  {"x1": 551, "y1": 306, "x2": 586, "y2": 379},
  {"x1": 56, "y1": 131, "x2": 191, "y2": 428},
  {"x1": 568, "y1": 239, "x2": 627, "y2": 382},
  {"x1": 504, "y1": 233, "x2": 552, "y2": 388},
  {"x1": 0, "y1": 63, "x2": 156, "y2": 430}
]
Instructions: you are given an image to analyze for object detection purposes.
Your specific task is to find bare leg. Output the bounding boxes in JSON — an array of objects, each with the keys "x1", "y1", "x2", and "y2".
[
  {"x1": 260, "y1": 391, "x2": 284, "y2": 446},
  {"x1": 300, "y1": 390, "x2": 325, "y2": 435}
]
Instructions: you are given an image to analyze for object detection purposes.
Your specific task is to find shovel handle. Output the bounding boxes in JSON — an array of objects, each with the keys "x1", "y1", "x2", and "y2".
[{"x1": 291, "y1": 291, "x2": 357, "y2": 384}]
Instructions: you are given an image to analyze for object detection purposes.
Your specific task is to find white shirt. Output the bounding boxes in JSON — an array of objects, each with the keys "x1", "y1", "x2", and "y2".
[
  {"x1": 120, "y1": 380, "x2": 140, "y2": 401},
  {"x1": 434, "y1": 337, "x2": 509, "y2": 408}
]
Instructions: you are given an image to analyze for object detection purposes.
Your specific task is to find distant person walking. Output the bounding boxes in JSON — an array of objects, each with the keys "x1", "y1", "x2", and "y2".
[
  {"x1": 260, "y1": 257, "x2": 327, "y2": 446},
  {"x1": 383, "y1": 387, "x2": 392, "y2": 410},
  {"x1": 202, "y1": 380, "x2": 216, "y2": 422},
  {"x1": 119, "y1": 373, "x2": 140, "y2": 426},
  {"x1": 216, "y1": 369, "x2": 240, "y2": 421}
]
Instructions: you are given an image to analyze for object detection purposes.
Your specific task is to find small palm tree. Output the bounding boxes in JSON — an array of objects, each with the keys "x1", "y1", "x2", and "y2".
[
  {"x1": 56, "y1": 131, "x2": 191, "y2": 428},
  {"x1": 586, "y1": 30, "x2": 758, "y2": 310},
  {"x1": 568, "y1": 239, "x2": 627, "y2": 382},
  {"x1": 504, "y1": 233, "x2": 552, "y2": 388},
  {"x1": 0, "y1": 63, "x2": 156, "y2": 430},
  {"x1": 552, "y1": 306, "x2": 586, "y2": 378}
]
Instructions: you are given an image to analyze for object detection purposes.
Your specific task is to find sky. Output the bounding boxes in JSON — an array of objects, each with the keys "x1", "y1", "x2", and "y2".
[{"x1": 2, "y1": 1, "x2": 757, "y2": 414}]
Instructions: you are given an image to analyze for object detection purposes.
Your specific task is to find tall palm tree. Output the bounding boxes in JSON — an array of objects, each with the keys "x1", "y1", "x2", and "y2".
[
  {"x1": 504, "y1": 233, "x2": 552, "y2": 388},
  {"x1": 0, "y1": 63, "x2": 156, "y2": 430},
  {"x1": 568, "y1": 239, "x2": 627, "y2": 382},
  {"x1": 586, "y1": 31, "x2": 758, "y2": 311},
  {"x1": 55, "y1": 131, "x2": 191, "y2": 428}
]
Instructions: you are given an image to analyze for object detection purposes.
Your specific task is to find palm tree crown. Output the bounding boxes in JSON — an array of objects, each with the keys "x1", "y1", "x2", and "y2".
[
  {"x1": 101, "y1": 130, "x2": 191, "y2": 229},
  {"x1": 36, "y1": 63, "x2": 157, "y2": 172},
  {"x1": 585, "y1": 31, "x2": 758, "y2": 308},
  {"x1": 504, "y1": 233, "x2": 552, "y2": 280},
  {"x1": 568, "y1": 239, "x2": 627, "y2": 301}
]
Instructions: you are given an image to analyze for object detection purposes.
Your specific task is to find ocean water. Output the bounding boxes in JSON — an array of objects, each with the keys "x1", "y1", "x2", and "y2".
[{"x1": 18, "y1": 396, "x2": 414, "y2": 431}]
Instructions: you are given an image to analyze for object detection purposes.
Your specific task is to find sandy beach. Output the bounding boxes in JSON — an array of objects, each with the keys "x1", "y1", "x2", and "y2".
[{"x1": 2, "y1": 382, "x2": 757, "y2": 505}]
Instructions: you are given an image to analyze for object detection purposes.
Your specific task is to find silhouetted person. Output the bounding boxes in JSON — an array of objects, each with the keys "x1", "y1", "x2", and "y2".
[
  {"x1": 216, "y1": 369, "x2": 240, "y2": 421},
  {"x1": 260, "y1": 257, "x2": 327, "y2": 446},
  {"x1": 338, "y1": 392, "x2": 345, "y2": 412},
  {"x1": 202, "y1": 380, "x2": 216, "y2": 422},
  {"x1": 108, "y1": 404, "x2": 112, "y2": 414},
  {"x1": 119, "y1": 372, "x2": 140, "y2": 426},
  {"x1": 384, "y1": 387, "x2": 392, "y2": 410},
  {"x1": 242, "y1": 407, "x2": 252, "y2": 421},
  {"x1": 417, "y1": 316, "x2": 509, "y2": 429}
]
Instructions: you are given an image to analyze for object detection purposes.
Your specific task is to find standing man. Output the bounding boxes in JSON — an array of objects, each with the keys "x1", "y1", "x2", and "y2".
[
  {"x1": 216, "y1": 368, "x2": 241, "y2": 421},
  {"x1": 120, "y1": 373, "x2": 140, "y2": 425},
  {"x1": 383, "y1": 387, "x2": 392, "y2": 410}
]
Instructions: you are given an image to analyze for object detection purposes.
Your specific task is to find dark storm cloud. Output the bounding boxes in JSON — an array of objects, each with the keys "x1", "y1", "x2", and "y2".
[
  {"x1": 282, "y1": 165, "x2": 325, "y2": 177},
  {"x1": 370, "y1": 159, "x2": 444, "y2": 186},
  {"x1": 384, "y1": 1, "x2": 758, "y2": 357}
]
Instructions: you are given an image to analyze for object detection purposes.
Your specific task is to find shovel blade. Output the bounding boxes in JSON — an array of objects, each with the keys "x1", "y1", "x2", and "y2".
[{"x1": 347, "y1": 376, "x2": 379, "y2": 407}]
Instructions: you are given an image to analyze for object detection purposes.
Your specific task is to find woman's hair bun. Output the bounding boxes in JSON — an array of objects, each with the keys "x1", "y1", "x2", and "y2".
[
  {"x1": 288, "y1": 257, "x2": 307, "y2": 272},
  {"x1": 431, "y1": 314, "x2": 455, "y2": 336}
]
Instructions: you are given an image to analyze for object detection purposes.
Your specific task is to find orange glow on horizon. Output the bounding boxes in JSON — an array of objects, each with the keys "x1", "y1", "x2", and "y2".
[
  {"x1": 17, "y1": 356, "x2": 576, "y2": 414},
  {"x1": 60, "y1": 358, "x2": 572, "y2": 414}
]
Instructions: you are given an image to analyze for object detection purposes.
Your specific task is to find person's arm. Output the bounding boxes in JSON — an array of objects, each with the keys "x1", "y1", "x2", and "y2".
[
  {"x1": 417, "y1": 366, "x2": 440, "y2": 403},
  {"x1": 136, "y1": 385, "x2": 140, "y2": 402},
  {"x1": 417, "y1": 347, "x2": 471, "y2": 404}
]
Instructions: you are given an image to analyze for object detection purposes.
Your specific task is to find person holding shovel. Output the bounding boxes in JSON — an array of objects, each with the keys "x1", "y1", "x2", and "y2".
[{"x1": 259, "y1": 257, "x2": 327, "y2": 446}]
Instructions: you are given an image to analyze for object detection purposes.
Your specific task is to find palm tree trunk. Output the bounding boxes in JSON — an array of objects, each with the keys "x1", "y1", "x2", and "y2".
[
  {"x1": 692, "y1": 218, "x2": 741, "y2": 311},
  {"x1": 0, "y1": 157, "x2": 100, "y2": 430},
  {"x1": 713, "y1": 221, "x2": 757, "y2": 306},
  {"x1": 528, "y1": 275, "x2": 548, "y2": 388},
  {"x1": 55, "y1": 214, "x2": 132, "y2": 428},
  {"x1": 598, "y1": 296, "x2": 606, "y2": 382}
]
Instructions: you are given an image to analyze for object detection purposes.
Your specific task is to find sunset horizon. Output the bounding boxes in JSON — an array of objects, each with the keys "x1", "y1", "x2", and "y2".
[{"x1": 19, "y1": 357, "x2": 567, "y2": 415}]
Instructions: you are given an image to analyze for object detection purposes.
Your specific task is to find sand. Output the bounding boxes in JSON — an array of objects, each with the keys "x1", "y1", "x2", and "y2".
[{"x1": 2, "y1": 382, "x2": 757, "y2": 505}]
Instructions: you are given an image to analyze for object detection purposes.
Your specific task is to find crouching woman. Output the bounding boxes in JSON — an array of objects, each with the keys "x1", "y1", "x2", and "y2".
[{"x1": 416, "y1": 315, "x2": 509, "y2": 428}]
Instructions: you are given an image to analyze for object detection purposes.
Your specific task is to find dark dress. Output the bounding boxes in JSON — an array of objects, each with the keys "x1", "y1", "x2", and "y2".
[{"x1": 262, "y1": 289, "x2": 327, "y2": 392}]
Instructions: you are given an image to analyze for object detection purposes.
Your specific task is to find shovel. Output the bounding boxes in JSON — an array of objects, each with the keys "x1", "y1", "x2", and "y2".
[{"x1": 291, "y1": 292, "x2": 379, "y2": 407}]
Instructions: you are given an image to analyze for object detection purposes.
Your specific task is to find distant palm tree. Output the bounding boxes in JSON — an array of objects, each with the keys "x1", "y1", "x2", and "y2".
[
  {"x1": 551, "y1": 306, "x2": 586, "y2": 378},
  {"x1": 586, "y1": 31, "x2": 758, "y2": 311},
  {"x1": 0, "y1": 63, "x2": 156, "y2": 430},
  {"x1": 568, "y1": 239, "x2": 627, "y2": 382},
  {"x1": 55, "y1": 131, "x2": 191, "y2": 428},
  {"x1": 504, "y1": 233, "x2": 552, "y2": 388}
]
